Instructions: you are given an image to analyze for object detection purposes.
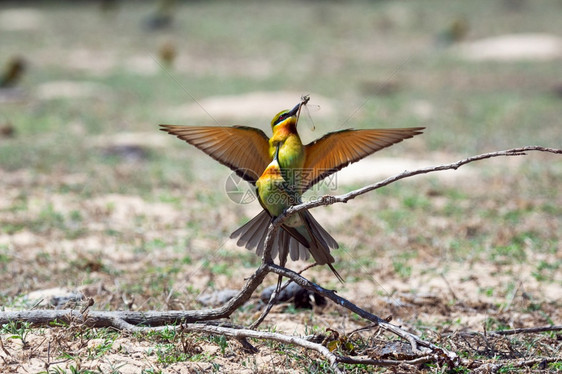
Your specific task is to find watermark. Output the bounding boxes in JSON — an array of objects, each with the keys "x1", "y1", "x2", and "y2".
[
  {"x1": 224, "y1": 169, "x2": 258, "y2": 204},
  {"x1": 225, "y1": 168, "x2": 339, "y2": 205}
]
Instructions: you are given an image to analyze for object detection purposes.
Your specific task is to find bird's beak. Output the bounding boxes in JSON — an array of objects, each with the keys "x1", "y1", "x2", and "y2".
[{"x1": 287, "y1": 101, "x2": 302, "y2": 117}]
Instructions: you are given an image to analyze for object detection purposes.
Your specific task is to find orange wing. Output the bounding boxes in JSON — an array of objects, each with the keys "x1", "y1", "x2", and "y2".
[
  {"x1": 160, "y1": 125, "x2": 270, "y2": 184},
  {"x1": 302, "y1": 127, "x2": 425, "y2": 191}
]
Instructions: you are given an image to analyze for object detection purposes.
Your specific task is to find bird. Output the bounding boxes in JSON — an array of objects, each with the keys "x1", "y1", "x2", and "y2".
[
  {"x1": 436, "y1": 17, "x2": 469, "y2": 46},
  {"x1": 160, "y1": 97, "x2": 424, "y2": 272},
  {"x1": 254, "y1": 142, "x2": 343, "y2": 282},
  {"x1": 159, "y1": 40, "x2": 177, "y2": 68},
  {"x1": 0, "y1": 56, "x2": 26, "y2": 88},
  {"x1": 143, "y1": 0, "x2": 175, "y2": 31}
]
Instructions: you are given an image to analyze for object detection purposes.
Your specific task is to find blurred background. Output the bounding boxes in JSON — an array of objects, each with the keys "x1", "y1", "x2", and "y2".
[{"x1": 1, "y1": 0, "x2": 561, "y2": 338}]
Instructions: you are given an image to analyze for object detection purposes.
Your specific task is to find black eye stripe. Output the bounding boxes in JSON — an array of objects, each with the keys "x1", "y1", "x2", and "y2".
[{"x1": 275, "y1": 114, "x2": 287, "y2": 124}]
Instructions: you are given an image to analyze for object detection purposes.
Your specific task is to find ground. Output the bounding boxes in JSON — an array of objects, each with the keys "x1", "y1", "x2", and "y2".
[{"x1": 0, "y1": 1, "x2": 561, "y2": 373}]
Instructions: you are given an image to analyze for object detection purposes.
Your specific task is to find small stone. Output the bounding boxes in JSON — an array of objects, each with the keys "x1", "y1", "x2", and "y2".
[{"x1": 197, "y1": 289, "x2": 239, "y2": 307}]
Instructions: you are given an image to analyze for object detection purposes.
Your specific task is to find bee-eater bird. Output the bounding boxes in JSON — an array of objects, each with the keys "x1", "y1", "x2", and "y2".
[
  {"x1": 255, "y1": 142, "x2": 343, "y2": 282},
  {"x1": 0, "y1": 56, "x2": 26, "y2": 88},
  {"x1": 160, "y1": 97, "x2": 424, "y2": 272}
]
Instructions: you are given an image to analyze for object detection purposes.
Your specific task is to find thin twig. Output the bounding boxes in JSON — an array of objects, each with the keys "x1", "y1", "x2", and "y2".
[
  {"x1": 462, "y1": 325, "x2": 562, "y2": 337},
  {"x1": 250, "y1": 262, "x2": 319, "y2": 329},
  {"x1": 281, "y1": 146, "x2": 562, "y2": 217},
  {"x1": 265, "y1": 264, "x2": 460, "y2": 364},
  {"x1": 336, "y1": 354, "x2": 435, "y2": 366},
  {"x1": 440, "y1": 273, "x2": 459, "y2": 303}
]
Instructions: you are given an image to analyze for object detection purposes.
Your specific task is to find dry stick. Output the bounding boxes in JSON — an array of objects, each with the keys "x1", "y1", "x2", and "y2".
[
  {"x1": 251, "y1": 262, "x2": 319, "y2": 330},
  {"x1": 82, "y1": 319, "x2": 438, "y2": 371},
  {"x1": 461, "y1": 325, "x2": 562, "y2": 337},
  {"x1": 499, "y1": 280, "x2": 522, "y2": 313},
  {"x1": 491, "y1": 325, "x2": 562, "y2": 336},
  {"x1": 337, "y1": 355, "x2": 435, "y2": 367},
  {"x1": 249, "y1": 226, "x2": 280, "y2": 329},
  {"x1": 266, "y1": 263, "x2": 461, "y2": 364},
  {"x1": 282, "y1": 146, "x2": 562, "y2": 217},
  {"x1": 0, "y1": 264, "x2": 270, "y2": 327},
  {"x1": 89, "y1": 318, "x2": 343, "y2": 374},
  {"x1": 440, "y1": 273, "x2": 459, "y2": 303}
]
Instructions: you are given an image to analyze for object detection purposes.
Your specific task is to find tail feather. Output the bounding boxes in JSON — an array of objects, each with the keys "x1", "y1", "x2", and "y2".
[
  {"x1": 288, "y1": 235, "x2": 307, "y2": 262},
  {"x1": 278, "y1": 230, "x2": 289, "y2": 267},
  {"x1": 327, "y1": 263, "x2": 344, "y2": 284},
  {"x1": 306, "y1": 212, "x2": 339, "y2": 250},
  {"x1": 231, "y1": 209, "x2": 343, "y2": 282},
  {"x1": 231, "y1": 210, "x2": 264, "y2": 245},
  {"x1": 230, "y1": 210, "x2": 270, "y2": 253},
  {"x1": 271, "y1": 228, "x2": 281, "y2": 261},
  {"x1": 231, "y1": 211, "x2": 311, "y2": 262},
  {"x1": 300, "y1": 210, "x2": 344, "y2": 283},
  {"x1": 300, "y1": 210, "x2": 339, "y2": 265}
]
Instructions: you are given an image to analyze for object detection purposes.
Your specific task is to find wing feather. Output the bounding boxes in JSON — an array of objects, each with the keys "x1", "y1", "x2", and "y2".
[
  {"x1": 160, "y1": 125, "x2": 270, "y2": 184},
  {"x1": 302, "y1": 127, "x2": 424, "y2": 191}
]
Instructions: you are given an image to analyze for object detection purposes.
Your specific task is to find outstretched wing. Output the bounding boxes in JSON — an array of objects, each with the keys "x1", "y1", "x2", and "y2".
[
  {"x1": 160, "y1": 125, "x2": 271, "y2": 184},
  {"x1": 302, "y1": 127, "x2": 425, "y2": 191}
]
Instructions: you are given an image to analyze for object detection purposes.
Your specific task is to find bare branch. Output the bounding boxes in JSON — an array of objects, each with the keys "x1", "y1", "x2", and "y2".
[
  {"x1": 281, "y1": 146, "x2": 562, "y2": 217},
  {"x1": 490, "y1": 325, "x2": 562, "y2": 336},
  {"x1": 183, "y1": 323, "x2": 341, "y2": 372},
  {"x1": 336, "y1": 355, "x2": 436, "y2": 367},
  {"x1": 266, "y1": 264, "x2": 385, "y2": 325},
  {"x1": 266, "y1": 264, "x2": 460, "y2": 364}
]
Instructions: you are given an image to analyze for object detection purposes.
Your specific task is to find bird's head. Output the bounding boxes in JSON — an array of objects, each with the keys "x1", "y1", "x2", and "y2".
[{"x1": 270, "y1": 101, "x2": 302, "y2": 131}]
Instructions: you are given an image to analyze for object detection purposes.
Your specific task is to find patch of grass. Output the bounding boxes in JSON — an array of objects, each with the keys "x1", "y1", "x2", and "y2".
[
  {"x1": 0, "y1": 245, "x2": 10, "y2": 271},
  {"x1": 86, "y1": 338, "x2": 115, "y2": 360},
  {"x1": 140, "y1": 370, "x2": 162, "y2": 374},
  {"x1": 497, "y1": 364, "x2": 518, "y2": 373},
  {"x1": 209, "y1": 334, "x2": 229, "y2": 355},
  {"x1": 150, "y1": 343, "x2": 191, "y2": 365},
  {"x1": 402, "y1": 195, "x2": 431, "y2": 210},
  {"x1": 392, "y1": 260, "x2": 412, "y2": 279},
  {"x1": 489, "y1": 243, "x2": 527, "y2": 263},
  {"x1": 484, "y1": 317, "x2": 511, "y2": 332},
  {"x1": 548, "y1": 362, "x2": 562, "y2": 371},
  {"x1": 0, "y1": 320, "x2": 32, "y2": 347},
  {"x1": 532, "y1": 260, "x2": 562, "y2": 282}
]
